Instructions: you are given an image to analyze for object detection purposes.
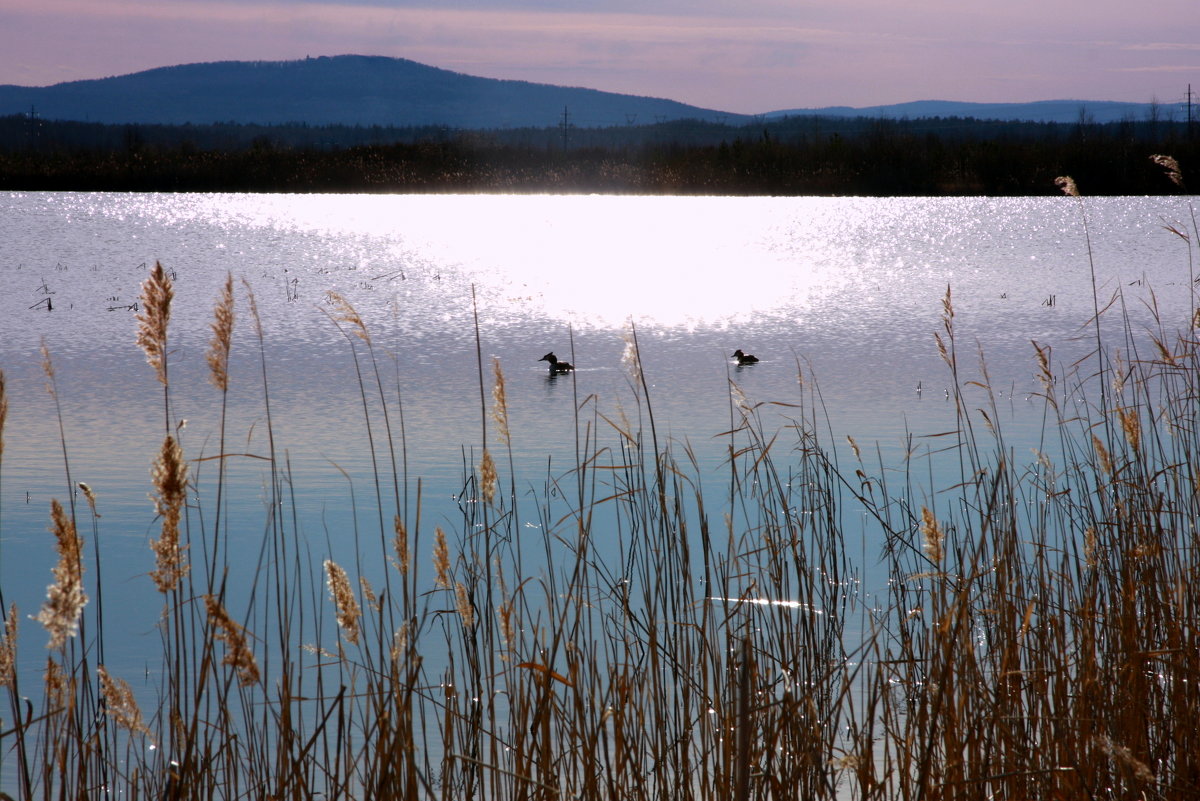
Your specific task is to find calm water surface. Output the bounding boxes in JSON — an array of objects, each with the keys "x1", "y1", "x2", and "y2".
[{"x1": 0, "y1": 191, "x2": 1195, "y2": 684}]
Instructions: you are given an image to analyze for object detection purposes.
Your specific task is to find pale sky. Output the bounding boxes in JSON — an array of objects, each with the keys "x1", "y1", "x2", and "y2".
[{"x1": 1, "y1": 0, "x2": 1198, "y2": 114}]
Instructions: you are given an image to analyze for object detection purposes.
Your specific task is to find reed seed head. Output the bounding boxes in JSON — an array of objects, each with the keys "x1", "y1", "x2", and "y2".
[
  {"x1": 150, "y1": 435, "x2": 190, "y2": 593},
  {"x1": 455, "y1": 581, "x2": 475, "y2": 628},
  {"x1": 136, "y1": 261, "x2": 174, "y2": 385},
  {"x1": 98, "y1": 665, "x2": 151, "y2": 735},
  {"x1": 0, "y1": 604, "x2": 16, "y2": 689},
  {"x1": 480, "y1": 448, "x2": 498, "y2": 505},
  {"x1": 433, "y1": 527, "x2": 451, "y2": 589},
  {"x1": 1150, "y1": 154, "x2": 1184, "y2": 188},
  {"x1": 1055, "y1": 176, "x2": 1079, "y2": 197},
  {"x1": 206, "y1": 272, "x2": 235, "y2": 392},
  {"x1": 1117, "y1": 406, "x2": 1141, "y2": 454},
  {"x1": 392, "y1": 515, "x2": 410, "y2": 575},
  {"x1": 920, "y1": 506, "x2": 945, "y2": 564},
  {"x1": 323, "y1": 559, "x2": 361, "y2": 645},
  {"x1": 1091, "y1": 435, "x2": 1113, "y2": 477},
  {"x1": 326, "y1": 290, "x2": 371, "y2": 345},
  {"x1": 36, "y1": 499, "x2": 88, "y2": 649},
  {"x1": 491, "y1": 358, "x2": 510, "y2": 445},
  {"x1": 78, "y1": 482, "x2": 100, "y2": 518},
  {"x1": 204, "y1": 595, "x2": 260, "y2": 686}
]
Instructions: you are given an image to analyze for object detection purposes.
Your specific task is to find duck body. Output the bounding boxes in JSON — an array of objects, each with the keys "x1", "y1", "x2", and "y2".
[
  {"x1": 540, "y1": 352, "x2": 574, "y2": 373},
  {"x1": 731, "y1": 349, "x2": 759, "y2": 365}
]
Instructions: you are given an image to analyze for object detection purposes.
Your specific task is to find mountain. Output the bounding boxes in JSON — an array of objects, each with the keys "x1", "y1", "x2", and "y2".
[
  {"x1": 766, "y1": 99, "x2": 1186, "y2": 125},
  {"x1": 0, "y1": 55, "x2": 747, "y2": 129}
]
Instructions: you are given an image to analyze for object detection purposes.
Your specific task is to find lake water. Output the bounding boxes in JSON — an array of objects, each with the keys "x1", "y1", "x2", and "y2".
[{"x1": 0, "y1": 191, "x2": 1196, "y2": 693}]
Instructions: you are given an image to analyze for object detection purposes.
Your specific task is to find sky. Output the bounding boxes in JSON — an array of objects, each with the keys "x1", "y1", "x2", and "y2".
[{"x1": 1, "y1": 0, "x2": 1198, "y2": 115}]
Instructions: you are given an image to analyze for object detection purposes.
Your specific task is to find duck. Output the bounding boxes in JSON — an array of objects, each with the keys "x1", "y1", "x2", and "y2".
[
  {"x1": 539, "y1": 352, "x2": 575, "y2": 373},
  {"x1": 731, "y1": 349, "x2": 759, "y2": 365}
]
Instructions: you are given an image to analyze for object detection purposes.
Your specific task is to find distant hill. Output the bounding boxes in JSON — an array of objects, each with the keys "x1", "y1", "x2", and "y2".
[
  {"x1": 766, "y1": 99, "x2": 1187, "y2": 125},
  {"x1": 0, "y1": 55, "x2": 748, "y2": 129}
]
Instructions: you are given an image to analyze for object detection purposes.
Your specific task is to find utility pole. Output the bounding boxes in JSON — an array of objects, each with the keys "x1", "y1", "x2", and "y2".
[
  {"x1": 1189, "y1": 84, "x2": 1195, "y2": 140},
  {"x1": 559, "y1": 106, "x2": 572, "y2": 150}
]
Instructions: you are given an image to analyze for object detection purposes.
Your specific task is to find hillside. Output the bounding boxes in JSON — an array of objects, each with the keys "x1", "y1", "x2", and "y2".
[{"x1": 0, "y1": 55, "x2": 746, "y2": 128}]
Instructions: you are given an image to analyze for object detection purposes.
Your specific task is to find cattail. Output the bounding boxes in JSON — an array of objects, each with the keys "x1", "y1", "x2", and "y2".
[
  {"x1": 136, "y1": 261, "x2": 173, "y2": 385},
  {"x1": 392, "y1": 515, "x2": 410, "y2": 575},
  {"x1": 0, "y1": 604, "x2": 16, "y2": 689},
  {"x1": 204, "y1": 595, "x2": 260, "y2": 686},
  {"x1": 480, "y1": 448, "x2": 497, "y2": 505},
  {"x1": 326, "y1": 290, "x2": 370, "y2": 345},
  {"x1": 455, "y1": 581, "x2": 475, "y2": 628},
  {"x1": 150, "y1": 435, "x2": 189, "y2": 592},
  {"x1": 97, "y1": 665, "x2": 151, "y2": 735},
  {"x1": 323, "y1": 559, "x2": 361, "y2": 645},
  {"x1": 1150, "y1": 154, "x2": 1184, "y2": 188},
  {"x1": 491, "y1": 358, "x2": 510, "y2": 445},
  {"x1": 433, "y1": 527, "x2": 451, "y2": 589},
  {"x1": 920, "y1": 506, "x2": 944, "y2": 564},
  {"x1": 1055, "y1": 176, "x2": 1079, "y2": 197},
  {"x1": 36, "y1": 499, "x2": 88, "y2": 649},
  {"x1": 206, "y1": 272, "x2": 235, "y2": 392}
]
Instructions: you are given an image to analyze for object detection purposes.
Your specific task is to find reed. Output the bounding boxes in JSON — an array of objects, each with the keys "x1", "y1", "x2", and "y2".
[{"x1": 2, "y1": 174, "x2": 1199, "y2": 800}]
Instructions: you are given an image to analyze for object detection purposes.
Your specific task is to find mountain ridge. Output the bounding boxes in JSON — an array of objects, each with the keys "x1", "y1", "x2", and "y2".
[{"x1": 0, "y1": 55, "x2": 1183, "y2": 128}]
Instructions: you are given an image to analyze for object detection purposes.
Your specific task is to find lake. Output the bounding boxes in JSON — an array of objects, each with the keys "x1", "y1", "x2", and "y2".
[{"x1": 0, "y1": 191, "x2": 1196, "y2": 793}]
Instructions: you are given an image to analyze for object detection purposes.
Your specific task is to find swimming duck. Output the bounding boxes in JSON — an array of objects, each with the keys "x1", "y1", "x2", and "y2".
[
  {"x1": 731, "y1": 349, "x2": 759, "y2": 365},
  {"x1": 539, "y1": 352, "x2": 575, "y2": 373}
]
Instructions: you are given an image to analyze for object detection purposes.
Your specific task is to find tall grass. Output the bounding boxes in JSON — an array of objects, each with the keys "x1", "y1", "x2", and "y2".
[{"x1": 2, "y1": 173, "x2": 1200, "y2": 800}]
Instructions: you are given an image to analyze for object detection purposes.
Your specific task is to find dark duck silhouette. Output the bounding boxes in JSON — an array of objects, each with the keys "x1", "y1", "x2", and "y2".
[
  {"x1": 731, "y1": 349, "x2": 759, "y2": 365},
  {"x1": 539, "y1": 352, "x2": 575, "y2": 373}
]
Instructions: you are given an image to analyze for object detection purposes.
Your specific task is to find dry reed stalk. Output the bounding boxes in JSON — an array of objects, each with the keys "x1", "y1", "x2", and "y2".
[
  {"x1": 206, "y1": 272, "x2": 235, "y2": 391},
  {"x1": 324, "y1": 559, "x2": 361, "y2": 645},
  {"x1": 35, "y1": 499, "x2": 88, "y2": 649},
  {"x1": 97, "y1": 665, "x2": 151, "y2": 735},
  {"x1": 491, "y1": 358, "x2": 510, "y2": 445},
  {"x1": 203, "y1": 594, "x2": 260, "y2": 686},
  {"x1": 149, "y1": 434, "x2": 189, "y2": 592},
  {"x1": 433, "y1": 527, "x2": 451, "y2": 589},
  {"x1": 0, "y1": 604, "x2": 16, "y2": 688},
  {"x1": 480, "y1": 448, "x2": 498, "y2": 505},
  {"x1": 136, "y1": 261, "x2": 173, "y2": 385},
  {"x1": 392, "y1": 515, "x2": 410, "y2": 575}
]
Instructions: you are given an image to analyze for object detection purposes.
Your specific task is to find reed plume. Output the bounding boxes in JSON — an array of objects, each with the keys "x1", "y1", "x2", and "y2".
[
  {"x1": 206, "y1": 272, "x2": 235, "y2": 391},
  {"x1": 454, "y1": 582, "x2": 475, "y2": 628},
  {"x1": 326, "y1": 290, "x2": 371, "y2": 345},
  {"x1": 77, "y1": 482, "x2": 99, "y2": 518},
  {"x1": 433, "y1": 527, "x2": 451, "y2": 589},
  {"x1": 324, "y1": 559, "x2": 361, "y2": 645},
  {"x1": 491, "y1": 358, "x2": 510, "y2": 445},
  {"x1": 149, "y1": 434, "x2": 189, "y2": 592},
  {"x1": 35, "y1": 499, "x2": 88, "y2": 649},
  {"x1": 97, "y1": 665, "x2": 151, "y2": 736},
  {"x1": 1150, "y1": 154, "x2": 1184, "y2": 189},
  {"x1": 480, "y1": 448, "x2": 498, "y2": 505},
  {"x1": 204, "y1": 594, "x2": 260, "y2": 686},
  {"x1": 1055, "y1": 175, "x2": 1079, "y2": 197},
  {"x1": 392, "y1": 515, "x2": 410, "y2": 575},
  {"x1": 920, "y1": 506, "x2": 945, "y2": 565},
  {"x1": 136, "y1": 261, "x2": 173, "y2": 385},
  {"x1": 0, "y1": 604, "x2": 16, "y2": 688}
]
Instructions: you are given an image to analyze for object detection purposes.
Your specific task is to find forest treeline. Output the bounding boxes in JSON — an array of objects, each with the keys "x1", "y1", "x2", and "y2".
[{"x1": 0, "y1": 112, "x2": 1195, "y2": 194}]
